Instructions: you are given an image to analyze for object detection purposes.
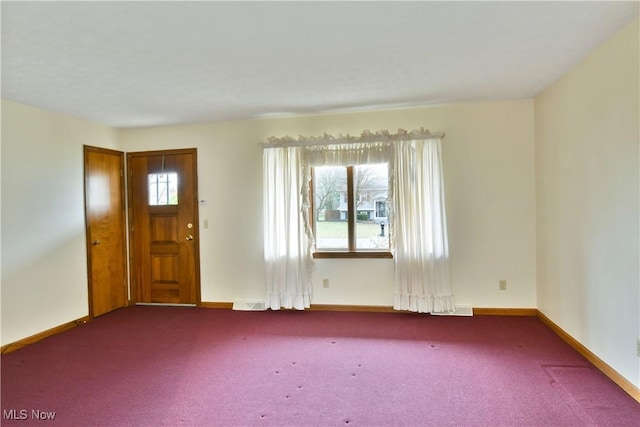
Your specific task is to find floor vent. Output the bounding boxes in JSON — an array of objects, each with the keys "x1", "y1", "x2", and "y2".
[
  {"x1": 232, "y1": 301, "x2": 267, "y2": 311},
  {"x1": 431, "y1": 306, "x2": 473, "y2": 316}
]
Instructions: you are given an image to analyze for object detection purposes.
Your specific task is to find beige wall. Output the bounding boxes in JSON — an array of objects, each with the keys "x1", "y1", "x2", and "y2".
[
  {"x1": 119, "y1": 99, "x2": 537, "y2": 309},
  {"x1": 535, "y1": 18, "x2": 639, "y2": 388},
  {"x1": 1, "y1": 99, "x2": 119, "y2": 345},
  {"x1": 1, "y1": 97, "x2": 538, "y2": 347}
]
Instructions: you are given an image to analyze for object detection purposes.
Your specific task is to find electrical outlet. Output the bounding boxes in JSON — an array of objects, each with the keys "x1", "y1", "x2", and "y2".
[
  {"x1": 499, "y1": 280, "x2": 507, "y2": 291},
  {"x1": 637, "y1": 339, "x2": 640, "y2": 357},
  {"x1": 323, "y1": 278, "x2": 329, "y2": 288}
]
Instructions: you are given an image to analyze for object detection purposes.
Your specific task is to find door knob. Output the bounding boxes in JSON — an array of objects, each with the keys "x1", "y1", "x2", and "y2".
[
  {"x1": 185, "y1": 235, "x2": 194, "y2": 241},
  {"x1": 92, "y1": 240, "x2": 101, "y2": 246}
]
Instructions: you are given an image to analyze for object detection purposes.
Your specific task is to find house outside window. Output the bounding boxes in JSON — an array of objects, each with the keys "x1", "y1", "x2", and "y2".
[{"x1": 312, "y1": 163, "x2": 389, "y2": 253}]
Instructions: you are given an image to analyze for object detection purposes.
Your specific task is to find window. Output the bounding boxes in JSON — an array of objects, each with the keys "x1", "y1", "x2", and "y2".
[
  {"x1": 311, "y1": 163, "x2": 391, "y2": 258},
  {"x1": 376, "y1": 201, "x2": 387, "y2": 218},
  {"x1": 148, "y1": 172, "x2": 178, "y2": 205},
  {"x1": 262, "y1": 132, "x2": 452, "y2": 312}
]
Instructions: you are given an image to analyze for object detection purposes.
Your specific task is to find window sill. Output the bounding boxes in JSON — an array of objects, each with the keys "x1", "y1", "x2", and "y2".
[{"x1": 313, "y1": 251, "x2": 393, "y2": 259}]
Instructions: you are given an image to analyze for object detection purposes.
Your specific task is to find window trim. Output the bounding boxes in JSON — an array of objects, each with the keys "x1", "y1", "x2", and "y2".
[
  {"x1": 311, "y1": 165, "x2": 392, "y2": 259},
  {"x1": 313, "y1": 251, "x2": 393, "y2": 259}
]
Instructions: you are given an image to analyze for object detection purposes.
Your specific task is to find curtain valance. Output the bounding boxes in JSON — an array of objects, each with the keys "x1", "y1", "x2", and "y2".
[
  {"x1": 304, "y1": 141, "x2": 392, "y2": 167},
  {"x1": 260, "y1": 128, "x2": 444, "y2": 149}
]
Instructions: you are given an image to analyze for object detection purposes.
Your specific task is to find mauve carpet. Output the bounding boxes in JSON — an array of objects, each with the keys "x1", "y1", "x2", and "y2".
[{"x1": 1, "y1": 306, "x2": 639, "y2": 427}]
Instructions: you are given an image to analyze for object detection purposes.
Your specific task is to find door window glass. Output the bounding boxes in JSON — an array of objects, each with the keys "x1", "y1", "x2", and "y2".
[{"x1": 148, "y1": 173, "x2": 178, "y2": 205}]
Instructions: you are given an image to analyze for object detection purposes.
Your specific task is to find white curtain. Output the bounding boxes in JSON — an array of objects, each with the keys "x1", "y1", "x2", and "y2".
[
  {"x1": 263, "y1": 147, "x2": 314, "y2": 310},
  {"x1": 391, "y1": 138, "x2": 455, "y2": 313},
  {"x1": 262, "y1": 129, "x2": 454, "y2": 313}
]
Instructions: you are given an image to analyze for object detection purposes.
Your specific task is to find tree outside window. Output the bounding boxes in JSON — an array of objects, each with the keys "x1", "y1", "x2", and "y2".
[{"x1": 312, "y1": 163, "x2": 389, "y2": 253}]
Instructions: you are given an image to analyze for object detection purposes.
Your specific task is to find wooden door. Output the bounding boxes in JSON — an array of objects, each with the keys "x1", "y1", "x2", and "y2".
[
  {"x1": 128, "y1": 149, "x2": 200, "y2": 305},
  {"x1": 84, "y1": 146, "x2": 128, "y2": 317}
]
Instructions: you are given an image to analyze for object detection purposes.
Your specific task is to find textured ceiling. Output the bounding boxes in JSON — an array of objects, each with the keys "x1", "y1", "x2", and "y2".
[{"x1": 1, "y1": 1, "x2": 638, "y2": 128}]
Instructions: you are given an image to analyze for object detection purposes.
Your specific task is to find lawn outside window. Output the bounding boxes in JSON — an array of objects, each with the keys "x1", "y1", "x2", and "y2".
[{"x1": 311, "y1": 163, "x2": 392, "y2": 259}]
